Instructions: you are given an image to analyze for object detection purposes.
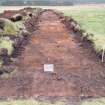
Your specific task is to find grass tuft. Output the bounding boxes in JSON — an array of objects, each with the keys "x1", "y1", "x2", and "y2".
[
  {"x1": 0, "y1": 18, "x2": 20, "y2": 35},
  {"x1": 0, "y1": 37, "x2": 14, "y2": 55}
]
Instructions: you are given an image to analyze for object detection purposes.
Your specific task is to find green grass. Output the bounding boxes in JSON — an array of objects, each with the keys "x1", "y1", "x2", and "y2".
[
  {"x1": 0, "y1": 37, "x2": 14, "y2": 55},
  {"x1": 81, "y1": 97, "x2": 105, "y2": 105},
  {"x1": 0, "y1": 98, "x2": 105, "y2": 105},
  {"x1": 0, "y1": 99, "x2": 66, "y2": 105},
  {"x1": 61, "y1": 6, "x2": 105, "y2": 53},
  {"x1": 0, "y1": 18, "x2": 20, "y2": 35},
  {"x1": 14, "y1": 20, "x2": 25, "y2": 31}
]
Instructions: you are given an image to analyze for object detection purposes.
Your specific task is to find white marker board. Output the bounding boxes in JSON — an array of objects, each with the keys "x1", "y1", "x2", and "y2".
[{"x1": 44, "y1": 64, "x2": 54, "y2": 72}]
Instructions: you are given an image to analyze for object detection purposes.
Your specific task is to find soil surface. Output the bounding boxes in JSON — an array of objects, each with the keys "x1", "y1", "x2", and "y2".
[{"x1": 0, "y1": 10, "x2": 105, "y2": 99}]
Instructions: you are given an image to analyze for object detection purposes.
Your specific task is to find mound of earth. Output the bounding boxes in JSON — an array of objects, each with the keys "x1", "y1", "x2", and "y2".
[
  {"x1": 0, "y1": 8, "x2": 105, "y2": 104},
  {"x1": 0, "y1": 7, "x2": 42, "y2": 69}
]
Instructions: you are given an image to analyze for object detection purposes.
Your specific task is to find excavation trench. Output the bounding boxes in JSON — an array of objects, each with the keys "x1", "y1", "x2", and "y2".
[{"x1": 0, "y1": 10, "x2": 105, "y2": 99}]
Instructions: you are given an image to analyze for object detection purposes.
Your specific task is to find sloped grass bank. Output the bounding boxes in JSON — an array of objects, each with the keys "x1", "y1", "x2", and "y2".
[{"x1": 62, "y1": 7, "x2": 105, "y2": 58}]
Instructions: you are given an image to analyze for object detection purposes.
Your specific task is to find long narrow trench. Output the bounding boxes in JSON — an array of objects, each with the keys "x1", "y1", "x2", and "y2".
[{"x1": 0, "y1": 10, "x2": 105, "y2": 98}]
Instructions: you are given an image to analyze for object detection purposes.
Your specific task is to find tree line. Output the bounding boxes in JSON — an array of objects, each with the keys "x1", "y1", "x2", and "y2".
[{"x1": 0, "y1": 0, "x2": 74, "y2": 6}]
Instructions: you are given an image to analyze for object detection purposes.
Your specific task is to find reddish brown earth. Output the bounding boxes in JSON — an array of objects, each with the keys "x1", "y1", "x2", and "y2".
[{"x1": 0, "y1": 10, "x2": 105, "y2": 98}]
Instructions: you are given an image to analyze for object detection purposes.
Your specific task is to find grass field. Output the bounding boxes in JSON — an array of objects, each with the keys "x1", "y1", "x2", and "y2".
[
  {"x1": 0, "y1": 99, "x2": 66, "y2": 105},
  {"x1": 0, "y1": 98, "x2": 105, "y2": 105},
  {"x1": 60, "y1": 6, "x2": 105, "y2": 53},
  {"x1": 62, "y1": 7, "x2": 105, "y2": 36}
]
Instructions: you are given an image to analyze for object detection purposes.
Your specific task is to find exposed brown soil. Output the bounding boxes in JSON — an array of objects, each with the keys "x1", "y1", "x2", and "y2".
[{"x1": 0, "y1": 10, "x2": 105, "y2": 99}]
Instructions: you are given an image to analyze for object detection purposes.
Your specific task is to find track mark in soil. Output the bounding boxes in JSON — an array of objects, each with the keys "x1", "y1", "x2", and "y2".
[{"x1": 0, "y1": 10, "x2": 105, "y2": 98}]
